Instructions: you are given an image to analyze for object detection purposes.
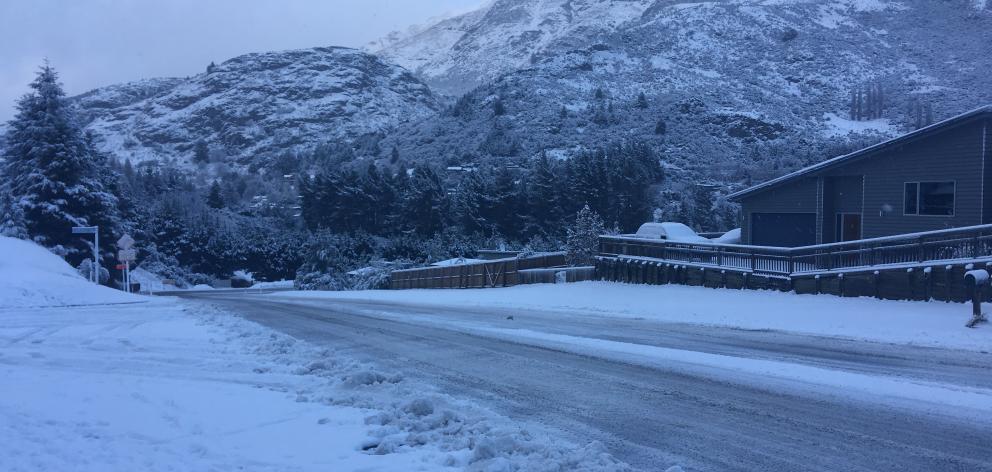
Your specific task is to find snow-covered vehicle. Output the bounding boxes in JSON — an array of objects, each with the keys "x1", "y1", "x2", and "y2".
[
  {"x1": 711, "y1": 228, "x2": 742, "y2": 245},
  {"x1": 631, "y1": 222, "x2": 710, "y2": 243}
]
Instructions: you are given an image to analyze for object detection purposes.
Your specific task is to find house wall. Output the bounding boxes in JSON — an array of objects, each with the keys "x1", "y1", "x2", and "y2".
[
  {"x1": 739, "y1": 117, "x2": 988, "y2": 244},
  {"x1": 740, "y1": 177, "x2": 818, "y2": 244},
  {"x1": 821, "y1": 175, "x2": 864, "y2": 242},
  {"x1": 983, "y1": 118, "x2": 992, "y2": 224},
  {"x1": 833, "y1": 119, "x2": 986, "y2": 238}
]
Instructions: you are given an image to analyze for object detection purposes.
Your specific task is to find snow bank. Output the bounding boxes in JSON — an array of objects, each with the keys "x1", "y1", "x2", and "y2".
[
  {"x1": 0, "y1": 236, "x2": 141, "y2": 308},
  {"x1": 277, "y1": 282, "x2": 992, "y2": 351},
  {"x1": 711, "y1": 228, "x2": 741, "y2": 244},
  {"x1": 252, "y1": 279, "x2": 295, "y2": 289},
  {"x1": 0, "y1": 291, "x2": 636, "y2": 471}
]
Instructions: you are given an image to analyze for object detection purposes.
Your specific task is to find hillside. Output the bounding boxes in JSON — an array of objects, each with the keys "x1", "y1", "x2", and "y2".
[
  {"x1": 76, "y1": 47, "x2": 440, "y2": 166},
  {"x1": 372, "y1": 0, "x2": 655, "y2": 96},
  {"x1": 61, "y1": 0, "x2": 992, "y2": 191},
  {"x1": 377, "y1": 0, "x2": 992, "y2": 188}
]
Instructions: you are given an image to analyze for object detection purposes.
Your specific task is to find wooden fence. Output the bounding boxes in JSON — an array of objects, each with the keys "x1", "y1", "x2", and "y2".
[
  {"x1": 390, "y1": 253, "x2": 567, "y2": 289},
  {"x1": 599, "y1": 224, "x2": 992, "y2": 277},
  {"x1": 518, "y1": 266, "x2": 596, "y2": 285},
  {"x1": 598, "y1": 224, "x2": 992, "y2": 302}
]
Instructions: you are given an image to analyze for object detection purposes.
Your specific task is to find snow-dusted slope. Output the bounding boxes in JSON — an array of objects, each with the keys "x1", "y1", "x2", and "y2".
[
  {"x1": 78, "y1": 47, "x2": 440, "y2": 165},
  {"x1": 380, "y1": 0, "x2": 992, "y2": 184},
  {"x1": 374, "y1": 0, "x2": 654, "y2": 95},
  {"x1": 0, "y1": 236, "x2": 140, "y2": 308},
  {"x1": 72, "y1": 77, "x2": 184, "y2": 125}
]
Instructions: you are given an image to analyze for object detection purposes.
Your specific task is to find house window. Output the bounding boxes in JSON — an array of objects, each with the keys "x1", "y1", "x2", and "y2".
[{"x1": 904, "y1": 181, "x2": 954, "y2": 216}]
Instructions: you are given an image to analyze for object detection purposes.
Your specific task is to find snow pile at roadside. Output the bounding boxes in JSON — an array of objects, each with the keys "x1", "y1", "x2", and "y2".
[
  {"x1": 0, "y1": 293, "x2": 635, "y2": 471},
  {"x1": 199, "y1": 305, "x2": 634, "y2": 471},
  {"x1": 278, "y1": 282, "x2": 992, "y2": 351},
  {"x1": 0, "y1": 236, "x2": 140, "y2": 308},
  {"x1": 252, "y1": 279, "x2": 294, "y2": 289}
]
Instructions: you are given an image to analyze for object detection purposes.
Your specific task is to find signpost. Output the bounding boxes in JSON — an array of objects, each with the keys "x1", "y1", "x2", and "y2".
[
  {"x1": 117, "y1": 234, "x2": 136, "y2": 293},
  {"x1": 72, "y1": 226, "x2": 99, "y2": 283}
]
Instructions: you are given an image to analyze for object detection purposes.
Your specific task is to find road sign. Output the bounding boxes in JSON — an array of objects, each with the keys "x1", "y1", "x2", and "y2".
[
  {"x1": 72, "y1": 226, "x2": 98, "y2": 234},
  {"x1": 118, "y1": 249, "x2": 137, "y2": 262},
  {"x1": 117, "y1": 234, "x2": 135, "y2": 250},
  {"x1": 115, "y1": 264, "x2": 126, "y2": 270}
]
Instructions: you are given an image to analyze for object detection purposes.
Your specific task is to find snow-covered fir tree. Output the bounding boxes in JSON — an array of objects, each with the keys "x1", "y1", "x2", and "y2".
[
  {"x1": 207, "y1": 181, "x2": 225, "y2": 208},
  {"x1": 1, "y1": 62, "x2": 121, "y2": 260},
  {"x1": 565, "y1": 205, "x2": 605, "y2": 267},
  {"x1": 0, "y1": 190, "x2": 29, "y2": 239}
]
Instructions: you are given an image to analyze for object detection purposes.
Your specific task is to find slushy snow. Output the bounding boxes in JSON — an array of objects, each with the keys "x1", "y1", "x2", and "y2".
[
  {"x1": 0, "y1": 236, "x2": 634, "y2": 471},
  {"x1": 274, "y1": 281, "x2": 992, "y2": 351}
]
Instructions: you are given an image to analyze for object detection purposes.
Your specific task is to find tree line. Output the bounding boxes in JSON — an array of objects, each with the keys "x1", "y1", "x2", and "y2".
[{"x1": 297, "y1": 141, "x2": 665, "y2": 243}]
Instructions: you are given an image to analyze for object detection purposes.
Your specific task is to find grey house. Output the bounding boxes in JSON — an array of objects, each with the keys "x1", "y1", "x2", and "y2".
[{"x1": 728, "y1": 106, "x2": 992, "y2": 247}]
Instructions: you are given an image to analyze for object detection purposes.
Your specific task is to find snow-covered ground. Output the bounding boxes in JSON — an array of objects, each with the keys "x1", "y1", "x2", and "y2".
[
  {"x1": 0, "y1": 236, "x2": 140, "y2": 308},
  {"x1": 274, "y1": 281, "x2": 992, "y2": 352},
  {"x1": 0, "y1": 237, "x2": 631, "y2": 471}
]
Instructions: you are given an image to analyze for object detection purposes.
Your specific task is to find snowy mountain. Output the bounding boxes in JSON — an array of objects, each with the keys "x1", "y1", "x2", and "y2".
[
  {"x1": 66, "y1": 0, "x2": 992, "y2": 185},
  {"x1": 377, "y1": 0, "x2": 992, "y2": 184},
  {"x1": 373, "y1": 0, "x2": 655, "y2": 95},
  {"x1": 75, "y1": 47, "x2": 440, "y2": 166}
]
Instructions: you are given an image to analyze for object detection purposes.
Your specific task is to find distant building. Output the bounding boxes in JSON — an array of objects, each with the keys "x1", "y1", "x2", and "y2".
[{"x1": 729, "y1": 106, "x2": 992, "y2": 247}]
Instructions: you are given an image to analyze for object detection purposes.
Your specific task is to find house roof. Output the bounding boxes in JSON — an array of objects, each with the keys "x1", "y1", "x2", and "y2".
[{"x1": 727, "y1": 105, "x2": 992, "y2": 201}]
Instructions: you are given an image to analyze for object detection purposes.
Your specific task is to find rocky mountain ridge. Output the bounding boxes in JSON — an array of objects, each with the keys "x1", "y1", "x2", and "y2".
[
  {"x1": 375, "y1": 0, "x2": 992, "y2": 187},
  {"x1": 74, "y1": 47, "x2": 439, "y2": 167}
]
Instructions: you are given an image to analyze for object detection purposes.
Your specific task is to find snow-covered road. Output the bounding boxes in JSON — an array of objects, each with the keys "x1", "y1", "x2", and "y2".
[{"x1": 183, "y1": 291, "x2": 992, "y2": 472}]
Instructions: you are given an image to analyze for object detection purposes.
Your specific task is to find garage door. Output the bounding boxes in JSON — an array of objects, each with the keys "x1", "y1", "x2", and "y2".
[{"x1": 750, "y1": 213, "x2": 816, "y2": 247}]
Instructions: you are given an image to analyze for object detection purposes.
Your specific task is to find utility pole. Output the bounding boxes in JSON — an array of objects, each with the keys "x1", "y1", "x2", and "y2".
[{"x1": 72, "y1": 226, "x2": 99, "y2": 283}]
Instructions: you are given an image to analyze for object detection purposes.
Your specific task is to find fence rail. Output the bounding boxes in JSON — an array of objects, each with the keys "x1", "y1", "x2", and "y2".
[
  {"x1": 390, "y1": 253, "x2": 567, "y2": 289},
  {"x1": 599, "y1": 224, "x2": 992, "y2": 276}
]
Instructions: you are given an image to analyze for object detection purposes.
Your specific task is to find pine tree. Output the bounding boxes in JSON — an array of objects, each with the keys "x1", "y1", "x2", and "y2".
[
  {"x1": 493, "y1": 97, "x2": 506, "y2": 116},
  {"x1": 361, "y1": 163, "x2": 391, "y2": 233},
  {"x1": 527, "y1": 152, "x2": 561, "y2": 235},
  {"x1": 390, "y1": 145, "x2": 400, "y2": 164},
  {"x1": 206, "y1": 181, "x2": 225, "y2": 208},
  {"x1": 636, "y1": 92, "x2": 649, "y2": 109},
  {"x1": 570, "y1": 148, "x2": 608, "y2": 217},
  {"x1": 654, "y1": 118, "x2": 667, "y2": 135},
  {"x1": 1, "y1": 62, "x2": 121, "y2": 260},
  {"x1": 403, "y1": 166, "x2": 447, "y2": 236},
  {"x1": 193, "y1": 139, "x2": 210, "y2": 163},
  {"x1": 0, "y1": 190, "x2": 28, "y2": 239},
  {"x1": 565, "y1": 205, "x2": 605, "y2": 266},
  {"x1": 691, "y1": 184, "x2": 716, "y2": 231},
  {"x1": 489, "y1": 165, "x2": 519, "y2": 237},
  {"x1": 453, "y1": 169, "x2": 491, "y2": 234}
]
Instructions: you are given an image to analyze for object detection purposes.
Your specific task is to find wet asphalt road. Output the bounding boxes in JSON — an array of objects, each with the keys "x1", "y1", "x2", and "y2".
[{"x1": 175, "y1": 292, "x2": 992, "y2": 472}]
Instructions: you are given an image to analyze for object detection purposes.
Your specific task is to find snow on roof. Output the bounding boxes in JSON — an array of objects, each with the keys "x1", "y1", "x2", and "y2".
[
  {"x1": 728, "y1": 105, "x2": 992, "y2": 201},
  {"x1": 430, "y1": 257, "x2": 486, "y2": 267}
]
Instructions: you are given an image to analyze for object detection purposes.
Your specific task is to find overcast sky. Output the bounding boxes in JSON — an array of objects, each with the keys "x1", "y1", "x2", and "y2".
[{"x1": 0, "y1": 0, "x2": 483, "y2": 121}]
